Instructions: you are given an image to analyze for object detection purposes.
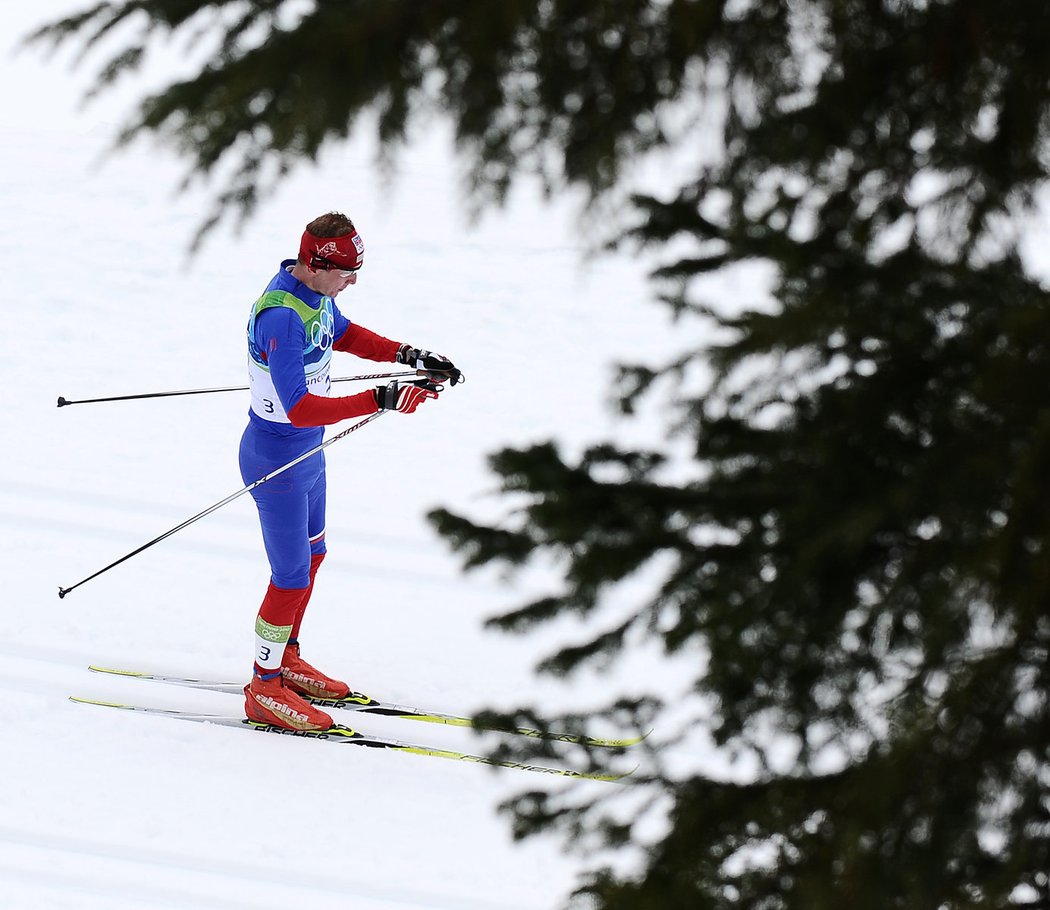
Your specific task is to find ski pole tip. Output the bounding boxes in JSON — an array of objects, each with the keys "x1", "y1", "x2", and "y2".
[
  {"x1": 58, "y1": 586, "x2": 69, "y2": 599},
  {"x1": 57, "y1": 396, "x2": 68, "y2": 407}
]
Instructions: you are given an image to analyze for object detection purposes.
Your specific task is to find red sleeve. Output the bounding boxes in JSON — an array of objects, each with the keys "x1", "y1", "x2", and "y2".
[
  {"x1": 333, "y1": 323, "x2": 402, "y2": 361},
  {"x1": 286, "y1": 389, "x2": 379, "y2": 428}
]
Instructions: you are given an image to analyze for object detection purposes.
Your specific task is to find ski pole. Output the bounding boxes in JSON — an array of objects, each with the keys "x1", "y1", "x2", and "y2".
[
  {"x1": 56, "y1": 372, "x2": 419, "y2": 407},
  {"x1": 57, "y1": 410, "x2": 388, "y2": 599}
]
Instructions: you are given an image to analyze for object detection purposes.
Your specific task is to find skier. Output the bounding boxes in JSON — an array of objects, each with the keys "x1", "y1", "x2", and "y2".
[{"x1": 239, "y1": 211, "x2": 461, "y2": 731}]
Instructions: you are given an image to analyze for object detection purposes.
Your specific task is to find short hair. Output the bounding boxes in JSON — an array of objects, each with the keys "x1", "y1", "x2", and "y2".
[{"x1": 305, "y1": 212, "x2": 356, "y2": 238}]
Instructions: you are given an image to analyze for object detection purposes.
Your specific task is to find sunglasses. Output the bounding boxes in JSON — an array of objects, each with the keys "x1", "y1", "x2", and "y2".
[{"x1": 311, "y1": 256, "x2": 361, "y2": 276}]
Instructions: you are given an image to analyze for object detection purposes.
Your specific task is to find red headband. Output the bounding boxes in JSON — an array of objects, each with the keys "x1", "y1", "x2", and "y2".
[{"x1": 299, "y1": 227, "x2": 365, "y2": 271}]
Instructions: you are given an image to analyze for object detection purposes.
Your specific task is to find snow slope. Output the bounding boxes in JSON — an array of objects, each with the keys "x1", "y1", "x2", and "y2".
[{"x1": 0, "y1": 7, "x2": 709, "y2": 910}]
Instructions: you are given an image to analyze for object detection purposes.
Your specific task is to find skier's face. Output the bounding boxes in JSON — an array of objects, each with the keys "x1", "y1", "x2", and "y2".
[{"x1": 311, "y1": 265, "x2": 359, "y2": 297}]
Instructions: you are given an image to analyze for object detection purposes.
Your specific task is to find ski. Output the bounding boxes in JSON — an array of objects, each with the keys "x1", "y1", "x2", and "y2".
[
  {"x1": 87, "y1": 665, "x2": 646, "y2": 749},
  {"x1": 69, "y1": 697, "x2": 632, "y2": 782}
]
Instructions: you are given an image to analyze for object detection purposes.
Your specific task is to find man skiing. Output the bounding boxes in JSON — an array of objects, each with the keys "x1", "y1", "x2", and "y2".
[{"x1": 238, "y1": 211, "x2": 461, "y2": 731}]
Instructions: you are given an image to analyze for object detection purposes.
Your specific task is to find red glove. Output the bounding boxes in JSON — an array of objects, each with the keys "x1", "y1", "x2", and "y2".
[{"x1": 373, "y1": 378, "x2": 441, "y2": 414}]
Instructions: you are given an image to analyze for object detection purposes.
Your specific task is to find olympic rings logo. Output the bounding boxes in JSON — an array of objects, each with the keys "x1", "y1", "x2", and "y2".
[{"x1": 310, "y1": 306, "x2": 336, "y2": 351}]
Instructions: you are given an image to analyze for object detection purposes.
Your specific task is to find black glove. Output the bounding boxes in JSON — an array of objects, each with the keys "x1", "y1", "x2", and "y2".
[
  {"x1": 397, "y1": 344, "x2": 463, "y2": 386},
  {"x1": 374, "y1": 378, "x2": 442, "y2": 413}
]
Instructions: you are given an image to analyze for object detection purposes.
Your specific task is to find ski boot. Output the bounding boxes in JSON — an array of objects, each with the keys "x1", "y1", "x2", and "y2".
[
  {"x1": 244, "y1": 670, "x2": 334, "y2": 731},
  {"x1": 280, "y1": 642, "x2": 351, "y2": 701}
]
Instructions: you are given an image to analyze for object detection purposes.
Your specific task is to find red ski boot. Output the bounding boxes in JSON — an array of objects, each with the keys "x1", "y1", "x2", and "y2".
[
  {"x1": 244, "y1": 671, "x2": 334, "y2": 731},
  {"x1": 280, "y1": 642, "x2": 351, "y2": 701}
]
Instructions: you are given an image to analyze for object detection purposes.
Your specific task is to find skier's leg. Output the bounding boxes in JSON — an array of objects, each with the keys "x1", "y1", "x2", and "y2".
[
  {"x1": 238, "y1": 429, "x2": 332, "y2": 729},
  {"x1": 243, "y1": 445, "x2": 314, "y2": 671},
  {"x1": 290, "y1": 453, "x2": 327, "y2": 640},
  {"x1": 282, "y1": 456, "x2": 351, "y2": 699}
]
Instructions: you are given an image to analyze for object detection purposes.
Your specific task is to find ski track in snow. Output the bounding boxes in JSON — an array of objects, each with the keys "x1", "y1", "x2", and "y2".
[{"x1": 0, "y1": 827, "x2": 537, "y2": 910}]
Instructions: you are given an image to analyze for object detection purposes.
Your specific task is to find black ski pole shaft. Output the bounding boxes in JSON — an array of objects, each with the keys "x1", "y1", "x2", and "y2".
[
  {"x1": 57, "y1": 410, "x2": 388, "y2": 599},
  {"x1": 56, "y1": 372, "x2": 419, "y2": 407}
]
